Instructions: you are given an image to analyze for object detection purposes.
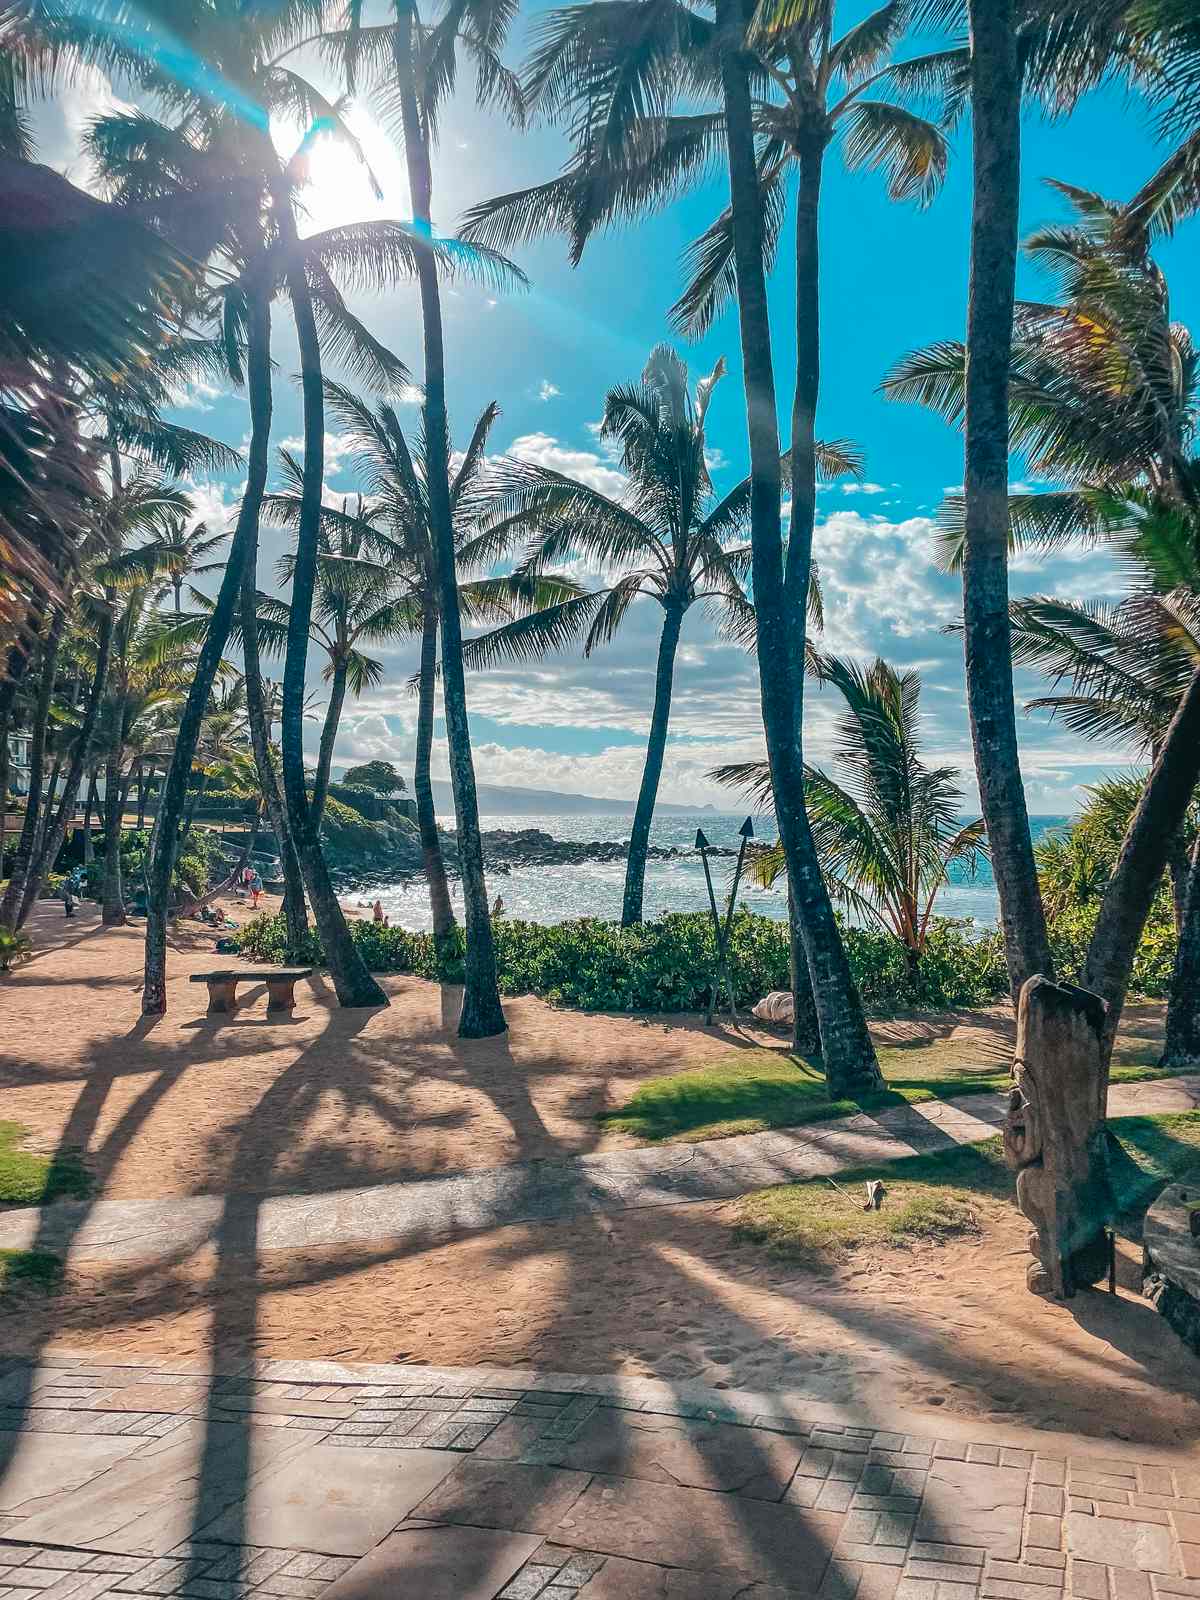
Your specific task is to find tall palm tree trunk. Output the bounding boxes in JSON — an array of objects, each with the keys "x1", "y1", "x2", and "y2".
[
  {"x1": 0, "y1": 704, "x2": 10, "y2": 877},
  {"x1": 17, "y1": 605, "x2": 113, "y2": 927},
  {"x1": 414, "y1": 606, "x2": 456, "y2": 958},
  {"x1": 716, "y1": 0, "x2": 880, "y2": 1095},
  {"x1": 310, "y1": 659, "x2": 347, "y2": 830},
  {"x1": 234, "y1": 280, "x2": 308, "y2": 955},
  {"x1": 1164, "y1": 840, "x2": 1200, "y2": 1067},
  {"x1": 1082, "y1": 665, "x2": 1200, "y2": 1065},
  {"x1": 136, "y1": 760, "x2": 148, "y2": 830},
  {"x1": 101, "y1": 748, "x2": 125, "y2": 926},
  {"x1": 1, "y1": 609, "x2": 64, "y2": 929},
  {"x1": 83, "y1": 772, "x2": 97, "y2": 865},
  {"x1": 622, "y1": 601, "x2": 684, "y2": 926},
  {"x1": 963, "y1": 0, "x2": 1052, "y2": 1000},
  {"x1": 142, "y1": 300, "x2": 263, "y2": 1013},
  {"x1": 394, "y1": 8, "x2": 504, "y2": 1037},
  {"x1": 784, "y1": 141, "x2": 879, "y2": 1076},
  {"x1": 282, "y1": 242, "x2": 387, "y2": 1009}
]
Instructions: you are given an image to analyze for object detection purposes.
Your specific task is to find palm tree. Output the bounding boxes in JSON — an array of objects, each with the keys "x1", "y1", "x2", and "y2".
[
  {"x1": 153, "y1": 518, "x2": 231, "y2": 615},
  {"x1": 469, "y1": 344, "x2": 857, "y2": 927},
  {"x1": 332, "y1": 0, "x2": 528, "y2": 1038},
  {"x1": 714, "y1": 656, "x2": 989, "y2": 981},
  {"x1": 461, "y1": 1, "x2": 948, "y2": 1081},
  {"x1": 900, "y1": 0, "x2": 1169, "y2": 1008},
  {"x1": 886, "y1": 180, "x2": 1200, "y2": 1057},
  {"x1": 74, "y1": 19, "x2": 472, "y2": 1008},
  {"x1": 261, "y1": 381, "x2": 582, "y2": 960}
]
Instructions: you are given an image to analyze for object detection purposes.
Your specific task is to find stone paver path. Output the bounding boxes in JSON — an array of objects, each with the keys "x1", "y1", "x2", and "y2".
[
  {"x1": 0, "y1": 1352, "x2": 1196, "y2": 1600},
  {"x1": 0, "y1": 1077, "x2": 1195, "y2": 1267}
]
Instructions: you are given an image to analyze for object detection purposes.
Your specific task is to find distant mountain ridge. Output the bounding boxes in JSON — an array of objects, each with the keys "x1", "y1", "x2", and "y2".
[{"x1": 428, "y1": 779, "x2": 716, "y2": 816}]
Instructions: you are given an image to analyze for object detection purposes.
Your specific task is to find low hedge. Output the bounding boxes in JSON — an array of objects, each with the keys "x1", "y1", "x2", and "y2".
[{"x1": 233, "y1": 908, "x2": 1012, "y2": 1014}]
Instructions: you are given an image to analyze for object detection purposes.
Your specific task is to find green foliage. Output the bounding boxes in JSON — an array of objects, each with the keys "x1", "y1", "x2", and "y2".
[
  {"x1": 235, "y1": 908, "x2": 1010, "y2": 1013},
  {"x1": 1048, "y1": 897, "x2": 1178, "y2": 998},
  {"x1": 0, "y1": 1250, "x2": 64, "y2": 1293},
  {"x1": 318, "y1": 795, "x2": 415, "y2": 859},
  {"x1": 733, "y1": 1111, "x2": 1200, "y2": 1262},
  {"x1": 0, "y1": 1122, "x2": 90, "y2": 1205},
  {"x1": 111, "y1": 826, "x2": 225, "y2": 899},
  {"x1": 0, "y1": 928, "x2": 33, "y2": 971},
  {"x1": 342, "y1": 759, "x2": 405, "y2": 794}
]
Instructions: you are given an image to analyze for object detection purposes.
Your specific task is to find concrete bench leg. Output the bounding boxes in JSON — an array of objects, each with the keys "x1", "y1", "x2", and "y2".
[
  {"x1": 207, "y1": 979, "x2": 239, "y2": 1014},
  {"x1": 266, "y1": 978, "x2": 297, "y2": 1013}
]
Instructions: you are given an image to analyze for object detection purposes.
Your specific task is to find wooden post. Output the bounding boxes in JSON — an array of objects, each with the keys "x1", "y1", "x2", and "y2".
[{"x1": 1003, "y1": 975, "x2": 1112, "y2": 1298}]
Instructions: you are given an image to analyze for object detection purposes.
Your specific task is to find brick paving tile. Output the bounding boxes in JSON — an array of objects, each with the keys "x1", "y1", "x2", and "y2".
[
  {"x1": 1098, "y1": 1507, "x2": 1171, "y2": 1527},
  {"x1": 1027, "y1": 1516, "x2": 1065, "y2": 1548},
  {"x1": 1181, "y1": 1551, "x2": 1200, "y2": 1581},
  {"x1": 1067, "y1": 1562, "x2": 1107, "y2": 1599},
  {"x1": 908, "y1": 1564, "x2": 984, "y2": 1585},
  {"x1": 1036, "y1": 1465, "x2": 1069, "y2": 1489},
  {"x1": 985, "y1": 1582, "x2": 1067, "y2": 1600},
  {"x1": 1111, "y1": 1575, "x2": 1153, "y2": 1600},
  {"x1": 910, "y1": 1548, "x2": 985, "y2": 1567},
  {"x1": 987, "y1": 1564, "x2": 1062, "y2": 1587},
  {"x1": 1032, "y1": 1491, "x2": 1067, "y2": 1517}
]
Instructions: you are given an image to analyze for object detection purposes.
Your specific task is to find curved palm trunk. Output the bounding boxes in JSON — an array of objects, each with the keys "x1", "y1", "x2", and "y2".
[
  {"x1": 414, "y1": 606, "x2": 456, "y2": 957},
  {"x1": 17, "y1": 605, "x2": 114, "y2": 928},
  {"x1": 282, "y1": 242, "x2": 387, "y2": 1009},
  {"x1": 622, "y1": 602, "x2": 684, "y2": 926},
  {"x1": 395, "y1": 7, "x2": 504, "y2": 1037},
  {"x1": 787, "y1": 882, "x2": 820, "y2": 1055},
  {"x1": 963, "y1": 0, "x2": 1053, "y2": 1000},
  {"x1": 1081, "y1": 664, "x2": 1200, "y2": 1066},
  {"x1": 181, "y1": 769, "x2": 209, "y2": 840},
  {"x1": 310, "y1": 658, "x2": 347, "y2": 831},
  {"x1": 236, "y1": 293, "x2": 309, "y2": 958},
  {"x1": 142, "y1": 290, "x2": 266, "y2": 1013},
  {"x1": 2, "y1": 610, "x2": 65, "y2": 929},
  {"x1": 101, "y1": 749, "x2": 125, "y2": 926},
  {"x1": 1164, "y1": 840, "x2": 1200, "y2": 1067},
  {"x1": 784, "y1": 142, "x2": 880, "y2": 1082},
  {"x1": 717, "y1": 4, "x2": 880, "y2": 1095}
]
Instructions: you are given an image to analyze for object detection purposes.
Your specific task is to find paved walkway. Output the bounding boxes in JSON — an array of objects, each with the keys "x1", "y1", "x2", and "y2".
[
  {"x1": 1, "y1": 1078, "x2": 1197, "y2": 1265},
  {"x1": 0, "y1": 1350, "x2": 1197, "y2": 1600}
]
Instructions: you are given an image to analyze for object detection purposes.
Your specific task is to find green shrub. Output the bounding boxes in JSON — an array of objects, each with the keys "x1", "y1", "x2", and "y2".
[
  {"x1": 234, "y1": 908, "x2": 1015, "y2": 1014},
  {"x1": 1047, "y1": 897, "x2": 1177, "y2": 999}
]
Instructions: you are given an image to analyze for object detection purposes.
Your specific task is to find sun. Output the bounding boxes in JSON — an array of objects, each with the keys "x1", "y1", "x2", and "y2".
[{"x1": 275, "y1": 106, "x2": 410, "y2": 232}]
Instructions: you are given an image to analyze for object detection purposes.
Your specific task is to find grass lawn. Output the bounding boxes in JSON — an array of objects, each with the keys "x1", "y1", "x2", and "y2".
[
  {"x1": 0, "y1": 1122, "x2": 90, "y2": 1207},
  {"x1": 0, "y1": 1249, "x2": 63, "y2": 1293},
  {"x1": 600, "y1": 1044, "x2": 1174, "y2": 1144},
  {"x1": 732, "y1": 1110, "x2": 1200, "y2": 1262}
]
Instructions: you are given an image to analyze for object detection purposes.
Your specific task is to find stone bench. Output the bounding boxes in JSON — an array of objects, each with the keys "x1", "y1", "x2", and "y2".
[{"x1": 189, "y1": 967, "x2": 313, "y2": 1015}]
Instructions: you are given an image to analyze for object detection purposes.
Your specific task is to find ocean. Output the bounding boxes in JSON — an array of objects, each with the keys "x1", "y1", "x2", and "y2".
[{"x1": 347, "y1": 812, "x2": 1071, "y2": 933}]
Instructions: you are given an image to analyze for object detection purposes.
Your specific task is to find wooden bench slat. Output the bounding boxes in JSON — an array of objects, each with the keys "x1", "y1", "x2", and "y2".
[{"x1": 190, "y1": 968, "x2": 313, "y2": 983}]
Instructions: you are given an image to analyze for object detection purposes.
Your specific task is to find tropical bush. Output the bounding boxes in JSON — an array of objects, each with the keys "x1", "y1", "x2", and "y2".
[
  {"x1": 85, "y1": 827, "x2": 225, "y2": 900},
  {"x1": 235, "y1": 908, "x2": 1013, "y2": 1014},
  {"x1": 1048, "y1": 898, "x2": 1177, "y2": 999}
]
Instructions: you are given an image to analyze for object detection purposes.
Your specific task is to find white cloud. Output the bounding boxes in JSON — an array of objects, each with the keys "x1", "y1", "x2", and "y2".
[
  {"x1": 507, "y1": 433, "x2": 627, "y2": 499},
  {"x1": 278, "y1": 430, "x2": 359, "y2": 480},
  {"x1": 842, "y1": 481, "x2": 887, "y2": 496},
  {"x1": 537, "y1": 380, "x2": 560, "y2": 402}
]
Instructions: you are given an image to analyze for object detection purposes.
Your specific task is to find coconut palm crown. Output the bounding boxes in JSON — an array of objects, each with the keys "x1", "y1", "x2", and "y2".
[{"x1": 465, "y1": 344, "x2": 860, "y2": 925}]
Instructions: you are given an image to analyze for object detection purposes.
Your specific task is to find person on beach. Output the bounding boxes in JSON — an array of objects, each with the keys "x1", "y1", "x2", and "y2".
[
  {"x1": 249, "y1": 871, "x2": 262, "y2": 909},
  {"x1": 373, "y1": 899, "x2": 385, "y2": 923}
]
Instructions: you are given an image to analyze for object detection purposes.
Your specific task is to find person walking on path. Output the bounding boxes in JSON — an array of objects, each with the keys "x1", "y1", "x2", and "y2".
[{"x1": 249, "y1": 870, "x2": 262, "y2": 910}]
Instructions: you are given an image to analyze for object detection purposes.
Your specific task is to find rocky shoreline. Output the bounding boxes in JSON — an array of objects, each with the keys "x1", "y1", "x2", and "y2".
[{"x1": 330, "y1": 825, "x2": 737, "y2": 895}]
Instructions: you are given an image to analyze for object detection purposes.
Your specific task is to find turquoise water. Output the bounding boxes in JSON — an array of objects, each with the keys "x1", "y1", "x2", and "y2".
[{"x1": 349, "y1": 811, "x2": 1070, "y2": 934}]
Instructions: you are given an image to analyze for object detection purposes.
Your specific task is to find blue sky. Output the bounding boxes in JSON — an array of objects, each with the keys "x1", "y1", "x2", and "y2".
[{"x1": 38, "y1": 4, "x2": 1200, "y2": 812}]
